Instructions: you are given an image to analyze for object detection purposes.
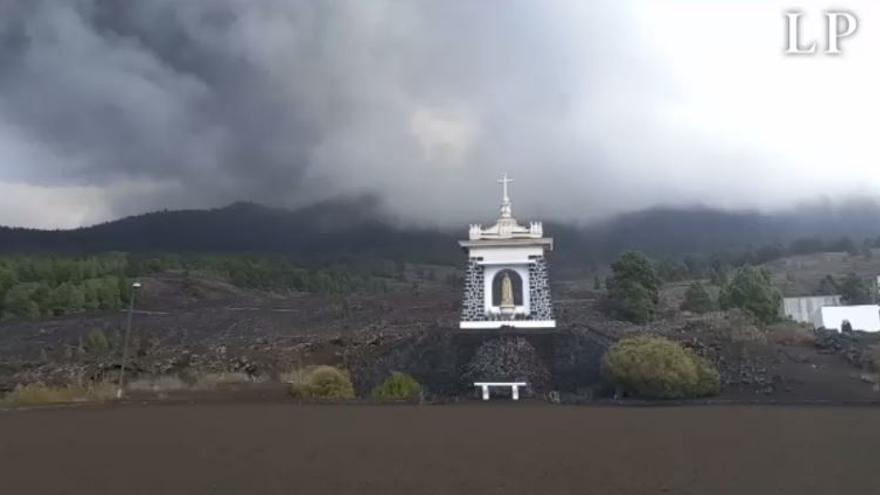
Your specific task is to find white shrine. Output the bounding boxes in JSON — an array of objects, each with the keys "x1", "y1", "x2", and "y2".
[{"x1": 459, "y1": 174, "x2": 556, "y2": 330}]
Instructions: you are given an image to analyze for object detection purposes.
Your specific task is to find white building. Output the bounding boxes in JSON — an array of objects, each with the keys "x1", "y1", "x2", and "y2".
[
  {"x1": 782, "y1": 295, "x2": 842, "y2": 327},
  {"x1": 459, "y1": 174, "x2": 556, "y2": 330},
  {"x1": 820, "y1": 305, "x2": 880, "y2": 332}
]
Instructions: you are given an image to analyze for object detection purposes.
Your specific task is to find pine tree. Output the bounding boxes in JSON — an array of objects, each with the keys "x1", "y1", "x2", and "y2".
[{"x1": 681, "y1": 282, "x2": 714, "y2": 314}]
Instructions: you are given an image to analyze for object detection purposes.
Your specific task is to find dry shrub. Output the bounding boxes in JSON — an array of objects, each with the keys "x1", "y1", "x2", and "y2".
[
  {"x1": 285, "y1": 366, "x2": 355, "y2": 400},
  {"x1": 3, "y1": 382, "x2": 116, "y2": 407},
  {"x1": 193, "y1": 372, "x2": 258, "y2": 390},
  {"x1": 767, "y1": 322, "x2": 816, "y2": 346},
  {"x1": 602, "y1": 336, "x2": 720, "y2": 399}
]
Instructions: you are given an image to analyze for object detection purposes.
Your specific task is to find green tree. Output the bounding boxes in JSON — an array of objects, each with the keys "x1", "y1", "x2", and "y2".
[
  {"x1": 0, "y1": 266, "x2": 19, "y2": 319},
  {"x1": 719, "y1": 266, "x2": 782, "y2": 324},
  {"x1": 606, "y1": 251, "x2": 660, "y2": 323},
  {"x1": 3, "y1": 284, "x2": 40, "y2": 320},
  {"x1": 82, "y1": 281, "x2": 101, "y2": 311},
  {"x1": 30, "y1": 283, "x2": 51, "y2": 317},
  {"x1": 681, "y1": 281, "x2": 714, "y2": 314},
  {"x1": 48, "y1": 282, "x2": 85, "y2": 316},
  {"x1": 96, "y1": 277, "x2": 122, "y2": 310},
  {"x1": 839, "y1": 273, "x2": 873, "y2": 305}
]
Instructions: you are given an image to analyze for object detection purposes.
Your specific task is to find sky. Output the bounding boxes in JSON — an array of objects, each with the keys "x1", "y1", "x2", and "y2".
[{"x1": 0, "y1": 0, "x2": 878, "y2": 229}]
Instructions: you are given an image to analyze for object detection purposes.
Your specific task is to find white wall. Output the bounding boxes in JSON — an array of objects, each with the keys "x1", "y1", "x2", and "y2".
[
  {"x1": 470, "y1": 245, "x2": 544, "y2": 265},
  {"x1": 820, "y1": 305, "x2": 880, "y2": 332},
  {"x1": 782, "y1": 295, "x2": 841, "y2": 327}
]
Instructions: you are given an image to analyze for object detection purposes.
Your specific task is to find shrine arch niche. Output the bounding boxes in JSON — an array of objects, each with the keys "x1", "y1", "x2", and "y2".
[{"x1": 491, "y1": 269, "x2": 524, "y2": 306}]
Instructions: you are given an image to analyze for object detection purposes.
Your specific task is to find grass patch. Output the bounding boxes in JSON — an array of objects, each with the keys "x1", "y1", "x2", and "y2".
[{"x1": 3, "y1": 382, "x2": 116, "y2": 407}]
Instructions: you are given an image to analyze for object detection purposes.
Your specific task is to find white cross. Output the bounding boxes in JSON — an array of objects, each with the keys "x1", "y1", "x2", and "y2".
[{"x1": 497, "y1": 173, "x2": 514, "y2": 203}]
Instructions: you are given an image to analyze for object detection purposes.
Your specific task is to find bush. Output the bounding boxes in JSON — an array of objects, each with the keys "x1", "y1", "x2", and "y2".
[
  {"x1": 681, "y1": 282, "x2": 714, "y2": 314},
  {"x1": 719, "y1": 266, "x2": 781, "y2": 324},
  {"x1": 3, "y1": 382, "x2": 116, "y2": 407},
  {"x1": 602, "y1": 336, "x2": 720, "y2": 399},
  {"x1": 608, "y1": 280, "x2": 656, "y2": 323},
  {"x1": 286, "y1": 366, "x2": 355, "y2": 400},
  {"x1": 371, "y1": 372, "x2": 421, "y2": 401},
  {"x1": 606, "y1": 251, "x2": 660, "y2": 323},
  {"x1": 84, "y1": 329, "x2": 110, "y2": 355}
]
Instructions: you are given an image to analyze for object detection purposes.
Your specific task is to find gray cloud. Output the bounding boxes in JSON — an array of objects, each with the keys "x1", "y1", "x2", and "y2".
[{"x1": 1, "y1": 0, "x2": 878, "y2": 228}]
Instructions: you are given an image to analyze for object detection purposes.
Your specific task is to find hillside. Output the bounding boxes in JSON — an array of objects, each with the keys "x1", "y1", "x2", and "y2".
[{"x1": 2, "y1": 198, "x2": 880, "y2": 269}]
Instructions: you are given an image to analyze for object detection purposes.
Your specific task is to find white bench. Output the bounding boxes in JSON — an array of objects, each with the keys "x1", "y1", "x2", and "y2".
[{"x1": 473, "y1": 382, "x2": 527, "y2": 400}]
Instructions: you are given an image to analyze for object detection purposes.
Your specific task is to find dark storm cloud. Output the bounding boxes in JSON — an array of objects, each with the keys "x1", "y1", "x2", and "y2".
[
  {"x1": 4, "y1": 0, "x2": 876, "y2": 229},
  {"x1": 1, "y1": 0, "x2": 664, "y2": 226}
]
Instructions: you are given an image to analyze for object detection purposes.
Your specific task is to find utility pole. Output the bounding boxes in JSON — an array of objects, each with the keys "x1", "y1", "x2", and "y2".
[{"x1": 116, "y1": 281, "x2": 142, "y2": 399}]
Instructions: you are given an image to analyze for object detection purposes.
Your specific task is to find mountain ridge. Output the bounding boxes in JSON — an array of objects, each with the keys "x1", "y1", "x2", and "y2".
[{"x1": 2, "y1": 198, "x2": 880, "y2": 265}]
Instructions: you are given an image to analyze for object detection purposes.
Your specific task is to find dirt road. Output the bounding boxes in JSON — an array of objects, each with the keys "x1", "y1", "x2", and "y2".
[{"x1": 1, "y1": 404, "x2": 878, "y2": 494}]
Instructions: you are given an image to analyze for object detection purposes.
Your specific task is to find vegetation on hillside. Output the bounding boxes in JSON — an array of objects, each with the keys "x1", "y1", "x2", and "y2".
[
  {"x1": 606, "y1": 251, "x2": 660, "y2": 323},
  {"x1": 681, "y1": 282, "x2": 715, "y2": 314},
  {"x1": 719, "y1": 266, "x2": 782, "y2": 324},
  {"x1": 285, "y1": 366, "x2": 356, "y2": 400},
  {"x1": 3, "y1": 382, "x2": 117, "y2": 407},
  {"x1": 0, "y1": 255, "x2": 133, "y2": 321},
  {"x1": 371, "y1": 372, "x2": 422, "y2": 401},
  {"x1": 602, "y1": 336, "x2": 720, "y2": 399},
  {"x1": 0, "y1": 253, "x2": 417, "y2": 321}
]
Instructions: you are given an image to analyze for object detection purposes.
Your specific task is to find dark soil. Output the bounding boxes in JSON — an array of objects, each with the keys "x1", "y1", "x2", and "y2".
[
  {"x1": 2, "y1": 270, "x2": 879, "y2": 402},
  {"x1": 1, "y1": 404, "x2": 879, "y2": 494}
]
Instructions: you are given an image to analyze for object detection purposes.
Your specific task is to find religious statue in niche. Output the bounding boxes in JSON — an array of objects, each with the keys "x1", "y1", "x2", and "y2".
[{"x1": 500, "y1": 271, "x2": 515, "y2": 319}]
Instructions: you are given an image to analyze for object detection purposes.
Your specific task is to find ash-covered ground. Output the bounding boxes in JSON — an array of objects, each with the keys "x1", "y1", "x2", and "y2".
[{"x1": 1, "y1": 266, "x2": 879, "y2": 402}]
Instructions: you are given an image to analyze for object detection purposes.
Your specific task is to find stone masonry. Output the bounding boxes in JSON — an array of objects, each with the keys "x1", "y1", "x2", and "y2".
[
  {"x1": 528, "y1": 256, "x2": 554, "y2": 320},
  {"x1": 461, "y1": 258, "x2": 486, "y2": 321}
]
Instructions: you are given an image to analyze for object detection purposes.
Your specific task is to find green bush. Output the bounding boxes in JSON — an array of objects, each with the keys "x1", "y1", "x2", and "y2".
[
  {"x1": 719, "y1": 266, "x2": 781, "y2": 324},
  {"x1": 602, "y1": 336, "x2": 720, "y2": 399},
  {"x1": 84, "y1": 329, "x2": 110, "y2": 355},
  {"x1": 681, "y1": 281, "x2": 714, "y2": 314},
  {"x1": 606, "y1": 251, "x2": 660, "y2": 323},
  {"x1": 286, "y1": 366, "x2": 355, "y2": 400},
  {"x1": 371, "y1": 372, "x2": 421, "y2": 401}
]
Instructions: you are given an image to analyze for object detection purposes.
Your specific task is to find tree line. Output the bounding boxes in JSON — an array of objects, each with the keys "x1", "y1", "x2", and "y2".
[
  {"x1": 0, "y1": 254, "x2": 413, "y2": 322},
  {"x1": 0, "y1": 254, "x2": 133, "y2": 320}
]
